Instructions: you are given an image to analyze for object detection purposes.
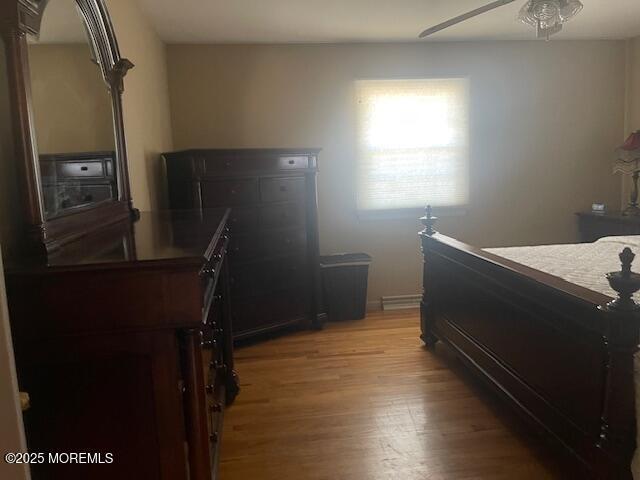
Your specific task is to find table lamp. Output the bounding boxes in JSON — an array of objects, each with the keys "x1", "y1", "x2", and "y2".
[{"x1": 614, "y1": 130, "x2": 640, "y2": 216}]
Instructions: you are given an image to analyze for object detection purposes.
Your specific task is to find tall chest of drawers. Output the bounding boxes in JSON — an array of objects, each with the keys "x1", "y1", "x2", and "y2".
[{"x1": 163, "y1": 148, "x2": 325, "y2": 340}]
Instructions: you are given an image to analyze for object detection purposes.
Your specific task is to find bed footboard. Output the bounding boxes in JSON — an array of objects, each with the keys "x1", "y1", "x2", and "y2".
[{"x1": 419, "y1": 207, "x2": 640, "y2": 478}]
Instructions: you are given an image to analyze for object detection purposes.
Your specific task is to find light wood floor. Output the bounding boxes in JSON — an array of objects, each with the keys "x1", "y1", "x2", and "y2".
[{"x1": 220, "y1": 311, "x2": 568, "y2": 479}]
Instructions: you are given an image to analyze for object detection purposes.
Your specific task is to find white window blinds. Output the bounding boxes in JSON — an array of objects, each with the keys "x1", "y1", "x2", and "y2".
[{"x1": 355, "y1": 78, "x2": 470, "y2": 211}]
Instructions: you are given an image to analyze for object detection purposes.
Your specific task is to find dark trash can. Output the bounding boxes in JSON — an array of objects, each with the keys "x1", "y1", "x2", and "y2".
[{"x1": 320, "y1": 253, "x2": 372, "y2": 321}]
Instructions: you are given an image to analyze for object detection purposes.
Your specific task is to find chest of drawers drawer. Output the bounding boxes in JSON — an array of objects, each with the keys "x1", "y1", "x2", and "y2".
[
  {"x1": 231, "y1": 287, "x2": 311, "y2": 334},
  {"x1": 201, "y1": 152, "x2": 311, "y2": 175},
  {"x1": 57, "y1": 160, "x2": 108, "y2": 178},
  {"x1": 228, "y1": 207, "x2": 258, "y2": 232},
  {"x1": 43, "y1": 184, "x2": 114, "y2": 213},
  {"x1": 229, "y1": 203, "x2": 306, "y2": 234},
  {"x1": 260, "y1": 203, "x2": 305, "y2": 229},
  {"x1": 202, "y1": 179, "x2": 258, "y2": 207},
  {"x1": 260, "y1": 177, "x2": 305, "y2": 203},
  {"x1": 229, "y1": 256, "x2": 309, "y2": 298},
  {"x1": 230, "y1": 229, "x2": 307, "y2": 263}
]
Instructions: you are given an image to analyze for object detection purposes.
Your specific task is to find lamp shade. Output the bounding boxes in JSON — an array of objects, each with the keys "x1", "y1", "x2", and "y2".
[{"x1": 614, "y1": 131, "x2": 640, "y2": 174}]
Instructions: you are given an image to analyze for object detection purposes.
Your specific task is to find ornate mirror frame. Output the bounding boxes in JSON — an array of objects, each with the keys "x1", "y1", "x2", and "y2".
[{"x1": 0, "y1": 0, "x2": 135, "y2": 255}]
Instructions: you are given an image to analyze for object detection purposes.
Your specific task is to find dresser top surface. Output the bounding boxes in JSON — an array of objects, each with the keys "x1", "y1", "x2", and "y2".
[{"x1": 8, "y1": 208, "x2": 229, "y2": 271}]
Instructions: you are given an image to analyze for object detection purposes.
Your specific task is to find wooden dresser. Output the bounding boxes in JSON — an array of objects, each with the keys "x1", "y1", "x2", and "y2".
[
  {"x1": 576, "y1": 211, "x2": 640, "y2": 242},
  {"x1": 163, "y1": 148, "x2": 325, "y2": 340},
  {"x1": 5, "y1": 209, "x2": 238, "y2": 480}
]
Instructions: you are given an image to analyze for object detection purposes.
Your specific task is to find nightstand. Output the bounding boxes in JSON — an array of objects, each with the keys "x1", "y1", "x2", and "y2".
[{"x1": 575, "y1": 211, "x2": 640, "y2": 242}]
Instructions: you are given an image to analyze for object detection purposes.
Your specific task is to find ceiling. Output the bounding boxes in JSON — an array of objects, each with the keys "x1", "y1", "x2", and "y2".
[{"x1": 135, "y1": 0, "x2": 640, "y2": 44}]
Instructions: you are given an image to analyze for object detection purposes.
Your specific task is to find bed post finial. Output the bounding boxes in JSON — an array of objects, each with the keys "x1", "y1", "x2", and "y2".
[
  {"x1": 421, "y1": 205, "x2": 438, "y2": 236},
  {"x1": 597, "y1": 247, "x2": 640, "y2": 473},
  {"x1": 603, "y1": 247, "x2": 640, "y2": 313}
]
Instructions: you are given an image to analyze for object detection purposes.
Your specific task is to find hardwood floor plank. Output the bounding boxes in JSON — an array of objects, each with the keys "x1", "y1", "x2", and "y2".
[{"x1": 220, "y1": 311, "x2": 568, "y2": 479}]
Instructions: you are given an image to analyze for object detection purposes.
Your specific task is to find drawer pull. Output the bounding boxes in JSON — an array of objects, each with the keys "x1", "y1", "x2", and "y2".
[
  {"x1": 288, "y1": 159, "x2": 295, "y2": 165},
  {"x1": 203, "y1": 266, "x2": 215, "y2": 276},
  {"x1": 80, "y1": 166, "x2": 88, "y2": 171},
  {"x1": 205, "y1": 384, "x2": 214, "y2": 394},
  {"x1": 210, "y1": 432, "x2": 219, "y2": 443},
  {"x1": 210, "y1": 360, "x2": 222, "y2": 370},
  {"x1": 210, "y1": 403, "x2": 222, "y2": 413},
  {"x1": 202, "y1": 339, "x2": 217, "y2": 349}
]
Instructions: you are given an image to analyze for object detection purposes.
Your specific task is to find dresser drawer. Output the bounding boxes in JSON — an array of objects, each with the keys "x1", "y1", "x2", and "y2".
[
  {"x1": 229, "y1": 235, "x2": 261, "y2": 262},
  {"x1": 259, "y1": 203, "x2": 305, "y2": 230},
  {"x1": 57, "y1": 160, "x2": 106, "y2": 178},
  {"x1": 202, "y1": 179, "x2": 258, "y2": 207},
  {"x1": 44, "y1": 184, "x2": 114, "y2": 213},
  {"x1": 260, "y1": 177, "x2": 305, "y2": 203},
  {"x1": 229, "y1": 207, "x2": 258, "y2": 233},
  {"x1": 232, "y1": 288, "x2": 311, "y2": 335},
  {"x1": 202, "y1": 153, "x2": 311, "y2": 175},
  {"x1": 263, "y1": 229, "x2": 307, "y2": 256},
  {"x1": 229, "y1": 257, "x2": 308, "y2": 298},
  {"x1": 229, "y1": 204, "x2": 305, "y2": 233},
  {"x1": 203, "y1": 154, "x2": 263, "y2": 174},
  {"x1": 230, "y1": 229, "x2": 307, "y2": 263},
  {"x1": 277, "y1": 156, "x2": 310, "y2": 170}
]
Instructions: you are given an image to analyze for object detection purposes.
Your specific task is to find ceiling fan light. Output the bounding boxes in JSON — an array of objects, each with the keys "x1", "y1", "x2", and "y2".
[
  {"x1": 517, "y1": 0, "x2": 582, "y2": 39},
  {"x1": 559, "y1": 0, "x2": 583, "y2": 22},
  {"x1": 518, "y1": 1, "x2": 538, "y2": 27},
  {"x1": 537, "y1": 21, "x2": 563, "y2": 39}
]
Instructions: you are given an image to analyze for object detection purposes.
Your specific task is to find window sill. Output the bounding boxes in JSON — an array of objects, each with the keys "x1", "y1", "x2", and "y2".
[{"x1": 356, "y1": 206, "x2": 468, "y2": 221}]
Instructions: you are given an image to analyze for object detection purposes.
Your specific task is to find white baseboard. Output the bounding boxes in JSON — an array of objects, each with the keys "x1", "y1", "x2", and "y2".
[{"x1": 381, "y1": 294, "x2": 421, "y2": 311}]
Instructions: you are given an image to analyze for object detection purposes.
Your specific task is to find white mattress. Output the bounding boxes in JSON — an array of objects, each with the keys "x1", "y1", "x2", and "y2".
[
  {"x1": 486, "y1": 236, "x2": 640, "y2": 479},
  {"x1": 485, "y1": 235, "x2": 640, "y2": 300}
]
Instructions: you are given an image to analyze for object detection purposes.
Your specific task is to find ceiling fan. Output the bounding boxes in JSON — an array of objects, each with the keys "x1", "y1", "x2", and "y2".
[{"x1": 419, "y1": 0, "x2": 584, "y2": 41}]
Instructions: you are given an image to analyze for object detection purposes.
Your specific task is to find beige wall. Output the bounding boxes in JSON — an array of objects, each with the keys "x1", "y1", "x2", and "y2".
[
  {"x1": 29, "y1": 44, "x2": 115, "y2": 155},
  {"x1": 626, "y1": 37, "x2": 640, "y2": 133},
  {"x1": 106, "y1": 0, "x2": 173, "y2": 211},
  {"x1": 167, "y1": 41, "x2": 626, "y2": 301}
]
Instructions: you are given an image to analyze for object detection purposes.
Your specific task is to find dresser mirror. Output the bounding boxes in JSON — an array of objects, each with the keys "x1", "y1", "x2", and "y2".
[
  {"x1": 0, "y1": 0, "x2": 135, "y2": 255},
  {"x1": 28, "y1": 0, "x2": 117, "y2": 219}
]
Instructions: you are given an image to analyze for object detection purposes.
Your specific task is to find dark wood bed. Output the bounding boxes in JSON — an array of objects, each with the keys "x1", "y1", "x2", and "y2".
[{"x1": 419, "y1": 207, "x2": 640, "y2": 479}]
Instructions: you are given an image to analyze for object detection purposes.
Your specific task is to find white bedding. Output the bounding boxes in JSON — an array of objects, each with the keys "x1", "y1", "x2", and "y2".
[
  {"x1": 485, "y1": 235, "x2": 640, "y2": 300},
  {"x1": 486, "y1": 235, "x2": 640, "y2": 479}
]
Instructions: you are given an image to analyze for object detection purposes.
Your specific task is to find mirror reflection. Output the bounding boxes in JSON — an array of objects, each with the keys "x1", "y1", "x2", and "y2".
[{"x1": 29, "y1": 0, "x2": 117, "y2": 219}]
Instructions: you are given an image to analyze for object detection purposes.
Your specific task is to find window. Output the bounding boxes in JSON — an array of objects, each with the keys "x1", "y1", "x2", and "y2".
[{"x1": 355, "y1": 78, "x2": 469, "y2": 211}]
